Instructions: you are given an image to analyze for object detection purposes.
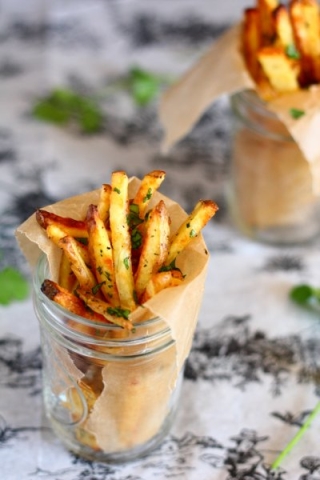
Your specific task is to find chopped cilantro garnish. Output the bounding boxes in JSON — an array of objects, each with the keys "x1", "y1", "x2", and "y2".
[
  {"x1": 143, "y1": 188, "x2": 152, "y2": 203},
  {"x1": 0, "y1": 267, "x2": 29, "y2": 305},
  {"x1": 286, "y1": 44, "x2": 300, "y2": 60},
  {"x1": 92, "y1": 281, "x2": 105, "y2": 295},
  {"x1": 123, "y1": 257, "x2": 130, "y2": 270},
  {"x1": 113, "y1": 187, "x2": 121, "y2": 194},
  {"x1": 289, "y1": 108, "x2": 305, "y2": 119},
  {"x1": 107, "y1": 306, "x2": 130, "y2": 319}
]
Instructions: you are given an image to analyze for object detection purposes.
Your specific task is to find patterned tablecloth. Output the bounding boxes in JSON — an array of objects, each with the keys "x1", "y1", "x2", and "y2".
[{"x1": 2, "y1": 1, "x2": 320, "y2": 479}]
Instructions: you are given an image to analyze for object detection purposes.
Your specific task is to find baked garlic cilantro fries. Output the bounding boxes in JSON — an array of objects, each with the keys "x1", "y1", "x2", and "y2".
[
  {"x1": 30, "y1": 169, "x2": 218, "y2": 460},
  {"x1": 242, "y1": 0, "x2": 320, "y2": 98},
  {"x1": 36, "y1": 170, "x2": 218, "y2": 329}
]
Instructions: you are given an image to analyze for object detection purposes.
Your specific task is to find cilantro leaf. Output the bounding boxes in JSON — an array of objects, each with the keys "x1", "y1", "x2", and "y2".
[
  {"x1": 0, "y1": 267, "x2": 29, "y2": 305},
  {"x1": 286, "y1": 44, "x2": 300, "y2": 60},
  {"x1": 289, "y1": 108, "x2": 305, "y2": 120},
  {"x1": 32, "y1": 88, "x2": 103, "y2": 133}
]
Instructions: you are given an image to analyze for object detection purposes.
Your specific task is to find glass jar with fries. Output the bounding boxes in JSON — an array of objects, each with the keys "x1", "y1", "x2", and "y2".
[
  {"x1": 227, "y1": 89, "x2": 320, "y2": 245},
  {"x1": 34, "y1": 253, "x2": 183, "y2": 463},
  {"x1": 26, "y1": 169, "x2": 218, "y2": 463}
]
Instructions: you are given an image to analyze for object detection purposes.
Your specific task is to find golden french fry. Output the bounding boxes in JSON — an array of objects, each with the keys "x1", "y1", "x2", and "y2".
[
  {"x1": 109, "y1": 171, "x2": 136, "y2": 311},
  {"x1": 242, "y1": 8, "x2": 262, "y2": 82},
  {"x1": 86, "y1": 204, "x2": 120, "y2": 305},
  {"x1": 257, "y1": 0, "x2": 279, "y2": 44},
  {"x1": 273, "y1": 4, "x2": 296, "y2": 48},
  {"x1": 134, "y1": 200, "x2": 169, "y2": 299},
  {"x1": 289, "y1": 0, "x2": 320, "y2": 84},
  {"x1": 140, "y1": 270, "x2": 184, "y2": 304},
  {"x1": 132, "y1": 170, "x2": 166, "y2": 218},
  {"x1": 58, "y1": 235, "x2": 96, "y2": 291},
  {"x1": 76, "y1": 287, "x2": 133, "y2": 330},
  {"x1": 166, "y1": 200, "x2": 218, "y2": 266},
  {"x1": 59, "y1": 252, "x2": 77, "y2": 291},
  {"x1": 257, "y1": 46, "x2": 299, "y2": 92},
  {"x1": 40, "y1": 279, "x2": 105, "y2": 323},
  {"x1": 36, "y1": 209, "x2": 88, "y2": 239},
  {"x1": 97, "y1": 183, "x2": 111, "y2": 224}
]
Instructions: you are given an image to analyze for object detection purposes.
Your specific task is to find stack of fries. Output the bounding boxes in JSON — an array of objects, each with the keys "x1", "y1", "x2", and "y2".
[
  {"x1": 242, "y1": 0, "x2": 320, "y2": 98},
  {"x1": 36, "y1": 170, "x2": 218, "y2": 331}
]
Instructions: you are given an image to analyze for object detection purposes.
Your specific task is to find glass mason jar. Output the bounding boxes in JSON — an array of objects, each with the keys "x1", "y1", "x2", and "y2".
[
  {"x1": 33, "y1": 254, "x2": 183, "y2": 463},
  {"x1": 227, "y1": 89, "x2": 320, "y2": 245}
]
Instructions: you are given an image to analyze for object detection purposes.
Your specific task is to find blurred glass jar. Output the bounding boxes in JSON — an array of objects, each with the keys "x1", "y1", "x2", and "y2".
[
  {"x1": 227, "y1": 89, "x2": 320, "y2": 245},
  {"x1": 33, "y1": 254, "x2": 182, "y2": 463}
]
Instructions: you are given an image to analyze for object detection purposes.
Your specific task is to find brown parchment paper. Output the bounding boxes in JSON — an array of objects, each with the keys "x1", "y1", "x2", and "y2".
[
  {"x1": 15, "y1": 176, "x2": 210, "y2": 453},
  {"x1": 159, "y1": 23, "x2": 320, "y2": 195}
]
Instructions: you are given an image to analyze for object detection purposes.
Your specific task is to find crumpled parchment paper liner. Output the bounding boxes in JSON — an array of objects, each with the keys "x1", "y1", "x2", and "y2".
[
  {"x1": 16, "y1": 176, "x2": 210, "y2": 453},
  {"x1": 159, "y1": 23, "x2": 320, "y2": 195}
]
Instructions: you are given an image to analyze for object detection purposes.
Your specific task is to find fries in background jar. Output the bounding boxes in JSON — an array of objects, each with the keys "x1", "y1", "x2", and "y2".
[{"x1": 227, "y1": 0, "x2": 320, "y2": 245}]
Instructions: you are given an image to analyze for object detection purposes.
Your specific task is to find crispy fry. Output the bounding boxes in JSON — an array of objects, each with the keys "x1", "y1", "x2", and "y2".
[
  {"x1": 109, "y1": 171, "x2": 136, "y2": 311},
  {"x1": 86, "y1": 204, "x2": 120, "y2": 305},
  {"x1": 134, "y1": 200, "x2": 169, "y2": 299},
  {"x1": 41, "y1": 279, "x2": 105, "y2": 322},
  {"x1": 242, "y1": 8, "x2": 262, "y2": 82},
  {"x1": 257, "y1": 46, "x2": 299, "y2": 92},
  {"x1": 273, "y1": 5, "x2": 295, "y2": 49},
  {"x1": 289, "y1": 0, "x2": 320, "y2": 84},
  {"x1": 132, "y1": 170, "x2": 166, "y2": 218},
  {"x1": 76, "y1": 287, "x2": 134, "y2": 330},
  {"x1": 59, "y1": 252, "x2": 77, "y2": 291},
  {"x1": 166, "y1": 200, "x2": 218, "y2": 266},
  {"x1": 257, "y1": 0, "x2": 279, "y2": 44},
  {"x1": 97, "y1": 183, "x2": 111, "y2": 224},
  {"x1": 36, "y1": 209, "x2": 88, "y2": 239},
  {"x1": 140, "y1": 270, "x2": 184, "y2": 304},
  {"x1": 58, "y1": 235, "x2": 96, "y2": 291}
]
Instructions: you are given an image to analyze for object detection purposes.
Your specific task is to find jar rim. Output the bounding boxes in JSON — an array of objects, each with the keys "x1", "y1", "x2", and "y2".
[
  {"x1": 33, "y1": 253, "x2": 172, "y2": 349},
  {"x1": 231, "y1": 89, "x2": 293, "y2": 142}
]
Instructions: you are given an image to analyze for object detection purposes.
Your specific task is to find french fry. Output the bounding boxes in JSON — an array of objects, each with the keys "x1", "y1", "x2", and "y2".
[
  {"x1": 289, "y1": 0, "x2": 320, "y2": 84},
  {"x1": 134, "y1": 200, "x2": 169, "y2": 299},
  {"x1": 36, "y1": 209, "x2": 88, "y2": 239},
  {"x1": 132, "y1": 170, "x2": 166, "y2": 218},
  {"x1": 58, "y1": 235, "x2": 96, "y2": 291},
  {"x1": 41, "y1": 279, "x2": 105, "y2": 322},
  {"x1": 97, "y1": 183, "x2": 111, "y2": 224},
  {"x1": 86, "y1": 204, "x2": 120, "y2": 306},
  {"x1": 242, "y1": 8, "x2": 262, "y2": 82},
  {"x1": 109, "y1": 171, "x2": 136, "y2": 311},
  {"x1": 166, "y1": 200, "x2": 218, "y2": 266},
  {"x1": 257, "y1": 0, "x2": 279, "y2": 44},
  {"x1": 76, "y1": 287, "x2": 134, "y2": 330},
  {"x1": 140, "y1": 270, "x2": 184, "y2": 304},
  {"x1": 273, "y1": 5, "x2": 295, "y2": 48},
  {"x1": 257, "y1": 46, "x2": 299, "y2": 92},
  {"x1": 58, "y1": 252, "x2": 77, "y2": 291}
]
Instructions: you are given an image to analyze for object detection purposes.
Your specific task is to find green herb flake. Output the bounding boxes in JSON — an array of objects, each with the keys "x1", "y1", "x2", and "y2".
[
  {"x1": 114, "y1": 187, "x2": 121, "y2": 194},
  {"x1": 289, "y1": 108, "x2": 305, "y2": 119},
  {"x1": 189, "y1": 229, "x2": 197, "y2": 238},
  {"x1": 143, "y1": 188, "x2": 152, "y2": 203},
  {"x1": 0, "y1": 267, "x2": 29, "y2": 305},
  {"x1": 92, "y1": 282, "x2": 105, "y2": 295},
  {"x1": 286, "y1": 44, "x2": 300, "y2": 60},
  {"x1": 107, "y1": 306, "x2": 130, "y2": 320},
  {"x1": 123, "y1": 257, "x2": 130, "y2": 270}
]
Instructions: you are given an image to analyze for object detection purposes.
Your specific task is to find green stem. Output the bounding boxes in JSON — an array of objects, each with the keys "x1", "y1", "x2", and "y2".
[{"x1": 271, "y1": 400, "x2": 320, "y2": 470}]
